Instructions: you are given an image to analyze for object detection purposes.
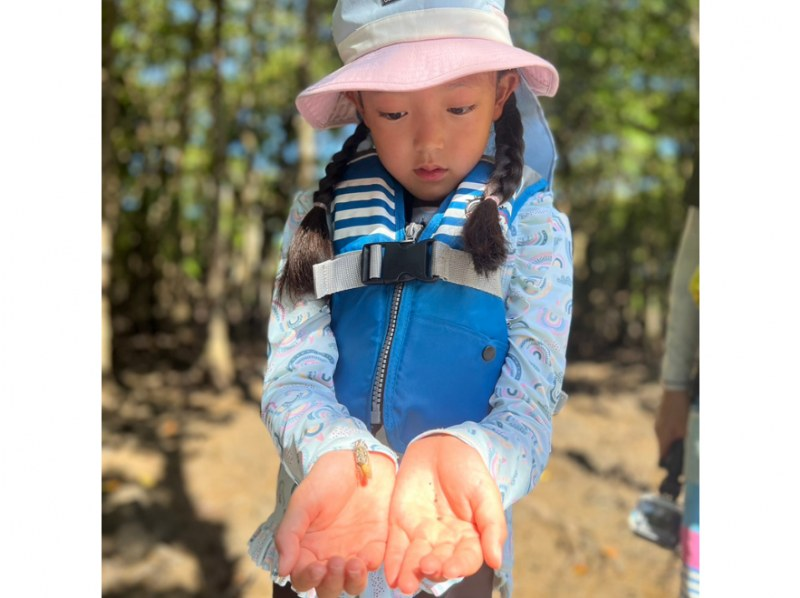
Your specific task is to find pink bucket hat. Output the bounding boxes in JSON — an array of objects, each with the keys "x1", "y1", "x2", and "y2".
[{"x1": 296, "y1": 0, "x2": 559, "y2": 129}]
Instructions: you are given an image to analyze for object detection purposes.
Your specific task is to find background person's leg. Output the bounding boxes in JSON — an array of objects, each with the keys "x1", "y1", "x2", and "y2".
[{"x1": 680, "y1": 406, "x2": 699, "y2": 597}]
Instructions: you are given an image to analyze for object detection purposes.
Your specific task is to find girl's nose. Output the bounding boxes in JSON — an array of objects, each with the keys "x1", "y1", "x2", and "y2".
[{"x1": 413, "y1": 113, "x2": 445, "y2": 152}]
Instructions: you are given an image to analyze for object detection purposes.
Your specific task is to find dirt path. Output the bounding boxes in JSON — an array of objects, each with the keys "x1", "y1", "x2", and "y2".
[{"x1": 102, "y1": 350, "x2": 681, "y2": 597}]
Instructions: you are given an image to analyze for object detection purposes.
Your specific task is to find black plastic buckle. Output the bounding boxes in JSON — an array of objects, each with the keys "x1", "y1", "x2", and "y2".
[{"x1": 360, "y1": 240, "x2": 437, "y2": 285}]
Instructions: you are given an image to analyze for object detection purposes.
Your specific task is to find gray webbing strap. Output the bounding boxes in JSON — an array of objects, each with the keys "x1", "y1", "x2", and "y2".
[
  {"x1": 312, "y1": 241, "x2": 503, "y2": 299},
  {"x1": 312, "y1": 251, "x2": 363, "y2": 298}
]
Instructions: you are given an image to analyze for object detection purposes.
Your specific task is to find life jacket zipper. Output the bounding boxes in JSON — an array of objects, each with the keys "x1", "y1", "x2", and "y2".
[
  {"x1": 370, "y1": 221, "x2": 424, "y2": 430},
  {"x1": 370, "y1": 281, "x2": 405, "y2": 429}
]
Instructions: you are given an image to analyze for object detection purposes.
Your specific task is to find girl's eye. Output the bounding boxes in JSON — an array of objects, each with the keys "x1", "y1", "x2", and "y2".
[
  {"x1": 378, "y1": 111, "x2": 407, "y2": 121},
  {"x1": 448, "y1": 105, "x2": 477, "y2": 116}
]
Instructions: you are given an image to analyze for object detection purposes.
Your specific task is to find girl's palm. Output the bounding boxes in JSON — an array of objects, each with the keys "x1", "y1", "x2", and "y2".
[
  {"x1": 275, "y1": 451, "x2": 395, "y2": 598},
  {"x1": 384, "y1": 436, "x2": 507, "y2": 595}
]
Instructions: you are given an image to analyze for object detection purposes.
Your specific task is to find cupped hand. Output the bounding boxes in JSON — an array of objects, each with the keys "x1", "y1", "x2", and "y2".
[
  {"x1": 384, "y1": 435, "x2": 507, "y2": 595},
  {"x1": 275, "y1": 448, "x2": 396, "y2": 598}
]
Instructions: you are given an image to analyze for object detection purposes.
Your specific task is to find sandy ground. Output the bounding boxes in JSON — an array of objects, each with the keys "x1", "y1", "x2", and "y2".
[{"x1": 102, "y1": 344, "x2": 682, "y2": 598}]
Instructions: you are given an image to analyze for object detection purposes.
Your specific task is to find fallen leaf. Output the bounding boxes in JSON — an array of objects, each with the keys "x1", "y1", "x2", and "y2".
[
  {"x1": 601, "y1": 545, "x2": 619, "y2": 560},
  {"x1": 103, "y1": 479, "x2": 121, "y2": 494},
  {"x1": 573, "y1": 563, "x2": 589, "y2": 576}
]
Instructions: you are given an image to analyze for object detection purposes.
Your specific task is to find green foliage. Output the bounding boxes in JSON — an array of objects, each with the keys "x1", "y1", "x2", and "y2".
[
  {"x1": 509, "y1": 0, "x2": 698, "y2": 356},
  {"x1": 104, "y1": 0, "x2": 336, "y2": 336},
  {"x1": 104, "y1": 0, "x2": 698, "y2": 360}
]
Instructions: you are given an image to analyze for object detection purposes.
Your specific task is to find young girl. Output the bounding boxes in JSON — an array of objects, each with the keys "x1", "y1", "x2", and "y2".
[{"x1": 249, "y1": 1, "x2": 573, "y2": 597}]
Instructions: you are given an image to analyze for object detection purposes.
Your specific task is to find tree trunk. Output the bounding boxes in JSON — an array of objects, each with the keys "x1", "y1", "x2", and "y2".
[
  {"x1": 296, "y1": 0, "x2": 320, "y2": 191},
  {"x1": 295, "y1": 114, "x2": 317, "y2": 192},
  {"x1": 102, "y1": 0, "x2": 119, "y2": 380},
  {"x1": 201, "y1": 0, "x2": 236, "y2": 389},
  {"x1": 232, "y1": 7, "x2": 272, "y2": 324}
]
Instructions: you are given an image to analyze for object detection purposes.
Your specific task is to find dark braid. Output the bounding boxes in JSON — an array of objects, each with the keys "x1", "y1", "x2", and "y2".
[
  {"x1": 487, "y1": 92, "x2": 525, "y2": 204},
  {"x1": 278, "y1": 122, "x2": 370, "y2": 299},
  {"x1": 463, "y1": 91, "x2": 524, "y2": 274}
]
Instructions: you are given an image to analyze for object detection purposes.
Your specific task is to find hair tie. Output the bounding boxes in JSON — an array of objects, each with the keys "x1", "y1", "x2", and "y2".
[
  {"x1": 465, "y1": 195, "x2": 501, "y2": 216},
  {"x1": 313, "y1": 201, "x2": 330, "y2": 213}
]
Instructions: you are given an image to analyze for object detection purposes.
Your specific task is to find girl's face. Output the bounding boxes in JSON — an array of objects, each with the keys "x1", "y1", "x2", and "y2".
[{"x1": 349, "y1": 72, "x2": 519, "y2": 203}]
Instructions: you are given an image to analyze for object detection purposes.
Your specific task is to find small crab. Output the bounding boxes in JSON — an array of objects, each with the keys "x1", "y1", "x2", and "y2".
[{"x1": 354, "y1": 440, "x2": 372, "y2": 484}]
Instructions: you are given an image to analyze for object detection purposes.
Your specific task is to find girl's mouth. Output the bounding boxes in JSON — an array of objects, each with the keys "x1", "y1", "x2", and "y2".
[{"x1": 414, "y1": 167, "x2": 448, "y2": 182}]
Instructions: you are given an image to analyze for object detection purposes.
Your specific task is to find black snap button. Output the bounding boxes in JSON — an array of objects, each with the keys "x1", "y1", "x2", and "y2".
[{"x1": 482, "y1": 346, "x2": 496, "y2": 362}]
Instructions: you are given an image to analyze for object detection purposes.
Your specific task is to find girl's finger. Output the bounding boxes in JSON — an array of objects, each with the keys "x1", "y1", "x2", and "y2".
[
  {"x1": 343, "y1": 557, "x2": 369, "y2": 596},
  {"x1": 470, "y1": 481, "x2": 507, "y2": 569},
  {"x1": 418, "y1": 539, "x2": 456, "y2": 578},
  {"x1": 395, "y1": 537, "x2": 432, "y2": 595},
  {"x1": 383, "y1": 526, "x2": 410, "y2": 586},
  {"x1": 289, "y1": 561, "x2": 326, "y2": 593},
  {"x1": 274, "y1": 524, "x2": 304, "y2": 577},
  {"x1": 478, "y1": 520, "x2": 507, "y2": 570},
  {"x1": 274, "y1": 488, "x2": 316, "y2": 577},
  {"x1": 316, "y1": 556, "x2": 346, "y2": 598},
  {"x1": 441, "y1": 536, "x2": 484, "y2": 580},
  {"x1": 356, "y1": 538, "x2": 388, "y2": 571}
]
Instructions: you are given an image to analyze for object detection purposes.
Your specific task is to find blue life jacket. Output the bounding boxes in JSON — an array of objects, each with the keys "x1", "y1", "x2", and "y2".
[{"x1": 325, "y1": 151, "x2": 547, "y2": 453}]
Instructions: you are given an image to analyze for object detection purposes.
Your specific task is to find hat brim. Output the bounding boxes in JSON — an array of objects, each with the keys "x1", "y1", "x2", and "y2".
[{"x1": 296, "y1": 38, "x2": 559, "y2": 129}]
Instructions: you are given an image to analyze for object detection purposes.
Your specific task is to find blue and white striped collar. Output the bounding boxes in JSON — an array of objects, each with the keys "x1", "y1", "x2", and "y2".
[{"x1": 330, "y1": 151, "x2": 545, "y2": 254}]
